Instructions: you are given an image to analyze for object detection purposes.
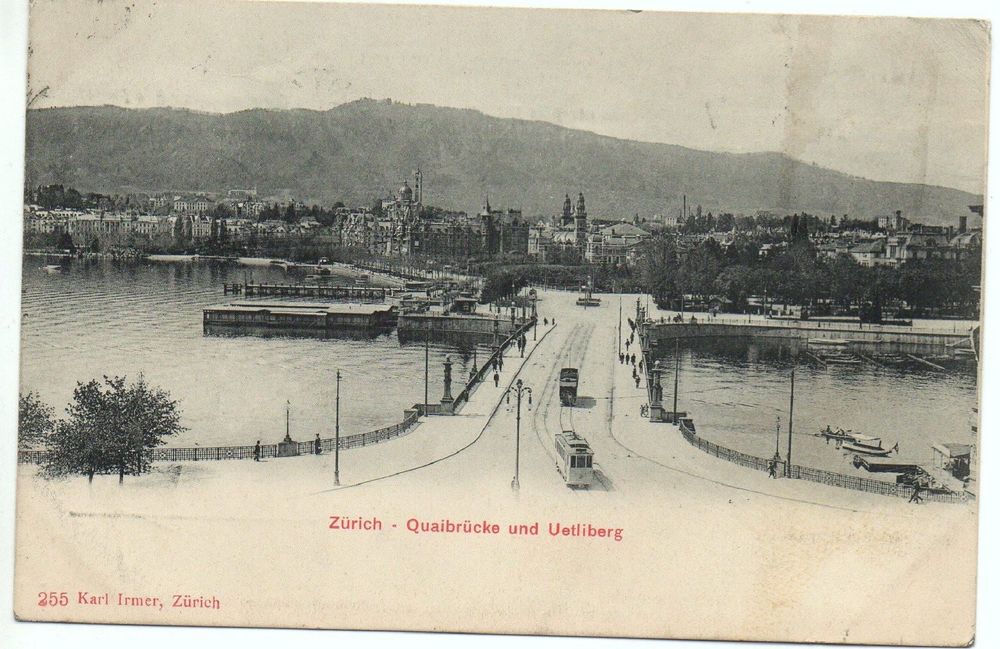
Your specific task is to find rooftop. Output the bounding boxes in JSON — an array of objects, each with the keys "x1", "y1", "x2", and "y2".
[{"x1": 207, "y1": 302, "x2": 395, "y2": 315}]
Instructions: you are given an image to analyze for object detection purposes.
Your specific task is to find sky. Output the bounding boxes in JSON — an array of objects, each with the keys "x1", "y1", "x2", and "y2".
[{"x1": 24, "y1": 0, "x2": 991, "y2": 194}]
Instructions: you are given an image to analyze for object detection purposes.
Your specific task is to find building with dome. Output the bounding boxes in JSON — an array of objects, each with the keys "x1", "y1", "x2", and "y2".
[
  {"x1": 528, "y1": 192, "x2": 591, "y2": 262},
  {"x1": 340, "y1": 170, "x2": 528, "y2": 258}
]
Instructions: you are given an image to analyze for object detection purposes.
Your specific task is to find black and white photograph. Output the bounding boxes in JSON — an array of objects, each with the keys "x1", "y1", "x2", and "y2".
[{"x1": 2, "y1": 1, "x2": 994, "y2": 647}]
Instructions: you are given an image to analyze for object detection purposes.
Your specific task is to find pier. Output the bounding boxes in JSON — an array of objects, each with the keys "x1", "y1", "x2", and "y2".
[{"x1": 223, "y1": 282, "x2": 388, "y2": 301}]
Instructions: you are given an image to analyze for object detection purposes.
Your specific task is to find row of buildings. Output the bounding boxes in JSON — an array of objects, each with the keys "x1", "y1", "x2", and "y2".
[
  {"x1": 330, "y1": 171, "x2": 653, "y2": 263},
  {"x1": 814, "y1": 212, "x2": 982, "y2": 268},
  {"x1": 337, "y1": 172, "x2": 531, "y2": 258},
  {"x1": 22, "y1": 207, "x2": 328, "y2": 246}
]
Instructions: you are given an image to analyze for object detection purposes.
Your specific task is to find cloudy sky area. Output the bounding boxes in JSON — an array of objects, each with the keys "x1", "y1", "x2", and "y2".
[{"x1": 26, "y1": 0, "x2": 990, "y2": 194}]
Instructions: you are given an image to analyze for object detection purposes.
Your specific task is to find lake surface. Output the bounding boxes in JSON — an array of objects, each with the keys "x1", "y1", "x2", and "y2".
[
  {"x1": 19, "y1": 256, "x2": 487, "y2": 448},
  {"x1": 649, "y1": 336, "x2": 978, "y2": 477},
  {"x1": 20, "y1": 257, "x2": 980, "y2": 478}
]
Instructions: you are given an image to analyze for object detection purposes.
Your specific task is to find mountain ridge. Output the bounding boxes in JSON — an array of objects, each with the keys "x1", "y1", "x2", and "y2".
[{"x1": 24, "y1": 99, "x2": 980, "y2": 224}]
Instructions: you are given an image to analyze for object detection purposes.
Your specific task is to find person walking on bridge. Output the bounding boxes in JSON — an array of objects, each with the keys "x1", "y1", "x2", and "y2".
[{"x1": 493, "y1": 371, "x2": 500, "y2": 387}]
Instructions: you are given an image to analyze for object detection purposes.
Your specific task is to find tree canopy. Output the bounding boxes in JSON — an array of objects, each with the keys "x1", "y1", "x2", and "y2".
[{"x1": 42, "y1": 375, "x2": 185, "y2": 483}]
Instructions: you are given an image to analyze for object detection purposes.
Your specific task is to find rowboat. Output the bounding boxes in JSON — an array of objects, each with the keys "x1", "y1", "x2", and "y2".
[
  {"x1": 819, "y1": 427, "x2": 853, "y2": 443},
  {"x1": 841, "y1": 433, "x2": 897, "y2": 457},
  {"x1": 808, "y1": 338, "x2": 851, "y2": 347}
]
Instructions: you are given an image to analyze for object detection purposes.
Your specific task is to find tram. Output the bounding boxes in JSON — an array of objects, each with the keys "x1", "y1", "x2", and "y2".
[
  {"x1": 559, "y1": 367, "x2": 579, "y2": 406},
  {"x1": 554, "y1": 430, "x2": 595, "y2": 488}
]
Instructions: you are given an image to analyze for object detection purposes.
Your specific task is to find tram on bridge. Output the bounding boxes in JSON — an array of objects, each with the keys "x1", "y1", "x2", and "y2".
[
  {"x1": 559, "y1": 367, "x2": 579, "y2": 406},
  {"x1": 554, "y1": 431, "x2": 594, "y2": 488}
]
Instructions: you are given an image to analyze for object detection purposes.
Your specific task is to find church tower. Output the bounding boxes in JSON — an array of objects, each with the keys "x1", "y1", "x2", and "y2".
[
  {"x1": 414, "y1": 169, "x2": 423, "y2": 205},
  {"x1": 561, "y1": 194, "x2": 573, "y2": 227},
  {"x1": 574, "y1": 192, "x2": 588, "y2": 247}
]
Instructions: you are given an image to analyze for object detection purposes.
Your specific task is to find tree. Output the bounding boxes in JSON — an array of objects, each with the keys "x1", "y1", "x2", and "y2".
[
  {"x1": 19, "y1": 392, "x2": 55, "y2": 450},
  {"x1": 42, "y1": 375, "x2": 185, "y2": 484},
  {"x1": 56, "y1": 232, "x2": 76, "y2": 253}
]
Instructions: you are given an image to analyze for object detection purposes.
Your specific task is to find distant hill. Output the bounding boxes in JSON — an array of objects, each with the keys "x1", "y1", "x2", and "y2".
[{"x1": 24, "y1": 100, "x2": 980, "y2": 225}]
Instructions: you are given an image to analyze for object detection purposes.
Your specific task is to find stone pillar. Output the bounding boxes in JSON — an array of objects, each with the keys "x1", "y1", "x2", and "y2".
[
  {"x1": 441, "y1": 355, "x2": 454, "y2": 405},
  {"x1": 649, "y1": 360, "x2": 664, "y2": 422}
]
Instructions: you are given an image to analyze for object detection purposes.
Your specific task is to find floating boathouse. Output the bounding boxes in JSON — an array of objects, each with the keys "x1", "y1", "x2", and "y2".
[{"x1": 203, "y1": 301, "x2": 397, "y2": 331}]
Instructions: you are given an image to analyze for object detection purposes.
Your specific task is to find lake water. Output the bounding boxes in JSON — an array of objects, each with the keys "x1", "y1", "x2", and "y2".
[
  {"x1": 19, "y1": 256, "x2": 487, "y2": 448},
  {"x1": 649, "y1": 336, "x2": 978, "y2": 477},
  {"x1": 20, "y1": 257, "x2": 980, "y2": 478}
]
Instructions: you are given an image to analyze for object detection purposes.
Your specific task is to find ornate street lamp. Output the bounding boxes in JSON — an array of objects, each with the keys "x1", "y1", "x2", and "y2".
[{"x1": 506, "y1": 379, "x2": 532, "y2": 490}]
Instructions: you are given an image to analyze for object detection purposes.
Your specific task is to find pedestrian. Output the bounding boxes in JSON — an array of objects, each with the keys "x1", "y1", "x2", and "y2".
[
  {"x1": 632, "y1": 354, "x2": 636, "y2": 365},
  {"x1": 493, "y1": 371, "x2": 500, "y2": 387},
  {"x1": 619, "y1": 353, "x2": 624, "y2": 364},
  {"x1": 498, "y1": 355, "x2": 504, "y2": 371},
  {"x1": 638, "y1": 359, "x2": 643, "y2": 372},
  {"x1": 909, "y1": 482, "x2": 924, "y2": 504},
  {"x1": 634, "y1": 375, "x2": 640, "y2": 388},
  {"x1": 768, "y1": 460, "x2": 777, "y2": 478},
  {"x1": 543, "y1": 317, "x2": 548, "y2": 326},
  {"x1": 625, "y1": 340, "x2": 630, "y2": 351},
  {"x1": 253, "y1": 440, "x2": 261, "y2": 462},
  {"x1": 552, "y1": 317, "x2": 556, "y2": 325},
  {"x1": 314, "y1": 434, "x2": 322, "y2": 455}
]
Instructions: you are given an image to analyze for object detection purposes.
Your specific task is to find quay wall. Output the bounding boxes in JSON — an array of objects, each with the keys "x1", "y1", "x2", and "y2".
[
  {"x1": 646, "y1": 321, "x2": 970, "y2": 351},
  {"x1": 398, "y1": 312, "x2": 530, "y2": 337}
]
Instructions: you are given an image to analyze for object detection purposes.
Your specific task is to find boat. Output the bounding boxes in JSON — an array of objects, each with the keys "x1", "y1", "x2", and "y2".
[
  {"x1": 841, "y1": 433, "x2": 897, "y2": 457},
  {"x1": 823, "y1": 352, "x2": 862, "y2": 366},
  {"x1": 41, "y1": 264, "x2": 64, "y2": 274},
  {"x1": 818, "y1": 427, "x2": 854, "y2": 443},
  {"x1": 808, "y1": 338, "x2": 851, "y2": 347}
]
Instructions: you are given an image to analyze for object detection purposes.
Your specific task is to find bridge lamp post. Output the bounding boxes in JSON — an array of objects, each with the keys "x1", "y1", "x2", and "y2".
[
  {"x1": 506, "y1": 379, "x2": 532, "y2": 491},
  {"x1": 334, "y1": 370, "x2": 342, "y2": 486}
]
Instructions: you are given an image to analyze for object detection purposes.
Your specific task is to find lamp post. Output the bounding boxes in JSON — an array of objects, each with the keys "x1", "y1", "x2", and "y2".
[
  {"x1": 506, "y1": 378, "x2": 532, "y2": 491},
  {"x1": 424, "y1": 319, "x2": 430, "y2": 416},
  {"x1": 786, "y1": 363, "x2": 795, "y2": 477},
  {"x1": 618, "y1": 296, "x2": 622, "y2": 356},
  {"x1": 531, "y1": 290, "x2": 537, "y2": 340},
  {"x1": 334, "y1": 369, "x2": 341, "y2": 486}
]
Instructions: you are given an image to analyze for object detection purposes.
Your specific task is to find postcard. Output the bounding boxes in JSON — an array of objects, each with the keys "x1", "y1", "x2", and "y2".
[{"x1": 11, "y1": 1, "x2": 989, "y2": 646}]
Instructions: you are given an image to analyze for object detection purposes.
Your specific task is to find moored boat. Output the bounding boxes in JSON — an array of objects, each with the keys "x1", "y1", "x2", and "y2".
[
  {"x1": 818, "y1": 426, "x2": 853, "y2": 443},
  {"x1": 841, "y1": 433, "x2": 898, "y2": 457},
  {"x1": 41, "y1": 264, "x2": 64, "y2": 274},
  {"x1": 808, "y1": 337, "x2": 851, "y2": 347}
]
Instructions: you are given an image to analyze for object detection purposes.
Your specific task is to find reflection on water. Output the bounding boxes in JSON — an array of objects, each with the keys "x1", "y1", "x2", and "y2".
[
  {"x1": 650, "y1": 336, "x2": 978, "y2": 477},
  {"x1": 19, "y1": 256, "x2": 489, "y2": 447}
]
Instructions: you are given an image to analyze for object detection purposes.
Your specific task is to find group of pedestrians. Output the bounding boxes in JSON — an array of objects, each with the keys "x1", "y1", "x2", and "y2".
[
  {"x1": 619, "y1": 345, "x2": 643, "y2": 388},
  {"x1": 493, "y1": 353, "x2": 504, "y2": 387}
]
